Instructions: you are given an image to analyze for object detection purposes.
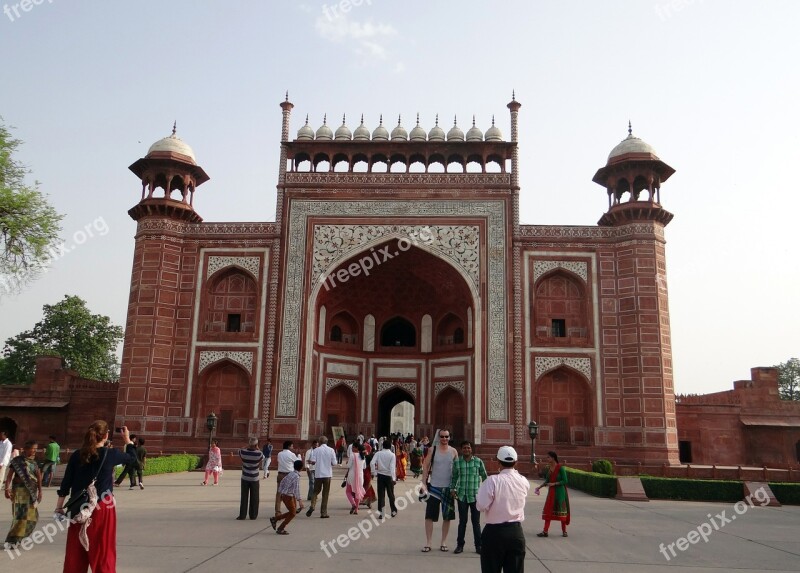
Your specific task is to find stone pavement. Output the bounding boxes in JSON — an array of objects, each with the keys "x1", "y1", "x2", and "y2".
[{"x1": 4, "y1": 468, "x2": 800, "y2": 572}]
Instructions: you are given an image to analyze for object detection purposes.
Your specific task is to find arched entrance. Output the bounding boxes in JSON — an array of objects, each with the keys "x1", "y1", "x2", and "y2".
[
  {"x1": 198, "y1": 362, "x2": 251, "y2": 437},
  {"x1": 377, "y1": 388, "x2": 415, "y2": 438},
  {"x1": 434, "y1": 387, "x2": 465, "y2": 443},
  {"x1": 325, "y1": 384, "x2": 357, "y2": 438},
  {"x1": 535, "y1": 367, "x2": 593, "y2": 445},
  {"x1": 310, "y1": 237, "x2": 478, "y2": 440}
]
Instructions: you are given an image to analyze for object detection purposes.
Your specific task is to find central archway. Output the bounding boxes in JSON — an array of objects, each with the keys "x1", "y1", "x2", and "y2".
[
  {"x1": 306, "y1": 236, "x2": 479, "y2": 440},
  {"x1": 377, "y1": 387, "x2": 415, "y2": 439}
]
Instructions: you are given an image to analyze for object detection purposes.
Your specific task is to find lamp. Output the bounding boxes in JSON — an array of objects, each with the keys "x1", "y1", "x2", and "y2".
[
  {"x1": 206, "y1": 412, "x2": 217, "y2": 450},
  {"x1": 527, "y1": 420, "x2": 539, "y2": 464}
]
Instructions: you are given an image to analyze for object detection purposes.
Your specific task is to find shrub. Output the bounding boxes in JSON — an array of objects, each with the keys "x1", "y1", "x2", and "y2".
[
  {"x1": 565, "y1": 467, "x2": 617, "y2": 497},
  {"x1": 769, "y1": 482, "x2": 800, "y2": 505},
  {"x1": 641, "y1": 477, "x2": 742, "y2": 502},
  {"x1": 592, "y1": 459, "x2": 614, "y2": 475},
  {"x1": 115, "y1": 454, "x2": 200, "y2": 479}
]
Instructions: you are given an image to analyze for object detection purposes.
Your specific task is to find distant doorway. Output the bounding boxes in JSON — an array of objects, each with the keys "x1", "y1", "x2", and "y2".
[
  {"x1": 679, "y1": 440, "x2": 693, "y2": 464},
  {"x1": 377, "y1": 388, "x2": 415, "y2": 438},
  {"x1": 796, "y1": 440, "x2": 800, "y2": 463},
  {"x1": 325, "y1": 385, "x2": 357, "y2": 439}
]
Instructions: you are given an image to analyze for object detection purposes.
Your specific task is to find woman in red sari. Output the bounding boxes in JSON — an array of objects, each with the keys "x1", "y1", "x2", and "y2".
[
  {"x1": 395, "y1": 442, "x2": 407, "y2": 481},
  {"x1": 360, "y1": 452, "x2": 377, "y2": 509},
  {"x1": 534, "y1": 451, "x2": 570, "y2": 537}
]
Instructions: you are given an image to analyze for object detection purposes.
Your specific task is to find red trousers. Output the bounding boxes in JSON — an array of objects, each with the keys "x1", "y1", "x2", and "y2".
[{"x1": 63, "y1": 496, "x2": 117, "y2": 573}]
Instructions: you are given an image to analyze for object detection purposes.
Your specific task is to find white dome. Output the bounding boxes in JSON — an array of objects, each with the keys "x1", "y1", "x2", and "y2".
[
  {"x1": 447, "y1": 116, "x2": 464, "y2": 141},
  {"x1": 315, "y1": 115, "x2": 333, "y2": 140},
  {"x1": 372, "y1": 115, "x2": 389, "y2": 140},
  {"x1": 391, "y1": 116, "x2": 408, "y2": 141},
  {"x1": 428, "y1": 115, "x2": 445, "y2": 141},
  {"x1": 608, "y1": 133, "x2": 658, "y2": 160},
  {"x1": 334, "y1": 115, "x2": 352, "y2": 140},
  {"x1": 465, "y1": 116, "x2": 483, "y2": 142},
  {"x1": 484, "y1": 116, "x2": 503, "y2": 141},
  {"x1": 353, "y1": 115, "x2": 370, "y2": 140},
  {"x1": 296, "y1": 115, "x2": 315, "y2": 140},
  {"x1": 409, "y1": 114, "x2": 426, "y2": 141},
  {"x1": 147, "y1": 126, "x2": 196, "y2": 163}
]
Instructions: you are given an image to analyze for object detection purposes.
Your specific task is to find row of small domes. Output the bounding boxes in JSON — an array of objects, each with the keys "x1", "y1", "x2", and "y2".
[{"x1": 296, "y1": 114, "x2": 503, "y2": 142}]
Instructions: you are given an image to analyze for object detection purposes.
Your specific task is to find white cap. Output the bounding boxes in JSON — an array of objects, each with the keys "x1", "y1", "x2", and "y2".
[{"x1": 496, "y1": 446, "x2": 518, "y2": 463}]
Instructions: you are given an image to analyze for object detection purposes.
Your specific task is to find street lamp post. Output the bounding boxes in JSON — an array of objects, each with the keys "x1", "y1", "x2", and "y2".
[
  {"x1": 527, "y1": 420, "x2": 539, "y2": 465},
  {"x1": 206, "y1": 412, "x2": 217, "y2": 451}
]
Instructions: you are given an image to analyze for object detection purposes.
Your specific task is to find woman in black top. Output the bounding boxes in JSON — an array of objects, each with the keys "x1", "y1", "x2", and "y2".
[{"x1": 55, "y1": 420, "x2": 136, "y2": 573}]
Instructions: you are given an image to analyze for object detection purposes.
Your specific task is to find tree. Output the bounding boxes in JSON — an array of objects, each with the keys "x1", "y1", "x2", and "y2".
[
  {"x1": 0, "y1": 295, "x2": 123, "y2": 384},
  {"x1": 776, "y1": 358, "x2": 800, "y2": 401},
  {"x1": 0, "y1": 118, "x2": 63, "y2": 295}
]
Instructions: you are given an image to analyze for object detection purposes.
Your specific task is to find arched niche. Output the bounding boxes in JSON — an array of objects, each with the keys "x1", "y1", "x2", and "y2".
[
  {"x1": 329, "y1": 310, "x2": 359, "y2": 346},
  {"x1": 204, "y1": 267, "x2": 258, "y2": 335},
  {"x1": 435, "y1": 312, "x2": 466, "y2": 349},
  {"x1": 433, "y1": 387, "x2": 465, "y2": 443},
  {"x1": 533, "y1": 271, "x2": 588, "y2": 342},
  {"x1": 380, "y1": 316, "x2": 416, "y2": 348},
  {"x1": 534, "y1": 367, "x2": 593, "y2": 446},
  {"x1": 326, "y1": 384, "x2": 357, "y2": 438},
  {"x1": 198, "y1": 361, "x2": 251, "y2": 437}
]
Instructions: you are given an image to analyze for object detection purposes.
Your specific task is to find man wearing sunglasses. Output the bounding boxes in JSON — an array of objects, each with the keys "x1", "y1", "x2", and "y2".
[{"x1": 420, "y1": 429, "x2": 459, "y2": 553}]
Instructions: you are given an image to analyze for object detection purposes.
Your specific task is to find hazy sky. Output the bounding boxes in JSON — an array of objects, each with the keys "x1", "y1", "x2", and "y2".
[{"x1": 1, "y1": 1, "x2": 798, "y2": 395}]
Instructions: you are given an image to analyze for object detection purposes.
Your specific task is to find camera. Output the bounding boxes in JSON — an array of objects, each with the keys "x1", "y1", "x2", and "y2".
[{"x1": 115, "y1": 427, "x2": 123, "y2": 433}]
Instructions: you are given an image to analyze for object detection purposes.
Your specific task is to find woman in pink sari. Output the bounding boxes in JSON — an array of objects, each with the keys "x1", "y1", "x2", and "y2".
[
  {"x1": 202, "y1": 440, "x2": 223, "y2": 485},
  {"x1": 345, "y1": 443, "x2": 366, "y2": 514}
]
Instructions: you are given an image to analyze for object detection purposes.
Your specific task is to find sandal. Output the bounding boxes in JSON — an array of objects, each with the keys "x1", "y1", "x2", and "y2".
[
  {"x1": 421, "y1": 546, "x2": 432, "y2": 552},
  {"x1": 276, "y1": 529, "x2": 289, "y2": 535},
  {"x1": 440, "y1": 545, "x2": 449, "y2": 552}
]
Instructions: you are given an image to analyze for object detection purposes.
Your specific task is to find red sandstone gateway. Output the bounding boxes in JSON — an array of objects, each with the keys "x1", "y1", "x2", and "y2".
[{"x1": 6, "y1": 96, "x2": 793, "y2": 472}]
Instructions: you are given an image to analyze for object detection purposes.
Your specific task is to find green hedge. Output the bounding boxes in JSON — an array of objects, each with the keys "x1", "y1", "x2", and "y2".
[
  {"x1": 641, "y1": 477, "x2": 742, "y2": 502},
  {"x1": 565, "y1": 467, "x2": 617, "y2": 497},
  {"x1": 115, "y1": 454, "x2": 200, "y2": 478},
  {"x1": 769, "y1": 483, "x2": 800, "y2": 505},
  {"x1": 591, "y1": 459, "x2": 614, "y2": 475},
  {"x1": 560, "y1": 469, "x2": 800, "y2": 505}
]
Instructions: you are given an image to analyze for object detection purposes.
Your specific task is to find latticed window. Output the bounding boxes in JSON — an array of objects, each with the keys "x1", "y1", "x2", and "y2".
[{"x1": 554, "y1": 417, "x2": 569, "y2": 443}]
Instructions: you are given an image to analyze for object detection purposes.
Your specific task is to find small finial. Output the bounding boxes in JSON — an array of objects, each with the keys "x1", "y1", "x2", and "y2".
[
  {"x1": 379, "y1": 114, "x2": 383, "y2": 125},
  {"x1": 285, "y1": 90, "x2": 289, "y2": 102},
  {"x1": 492, "y1": 115, "x2": 496, "y2": 126},
  {"x1": 512, "y1": 89, "x2": 516, "y2": 101},
  {"x1": 453, "y1": 115, "x2": 457, "y2": 126},
  {"x1": 472, "y1": 114, "x2": 476, "y2": 127},
  {"x1": 172, "y1": 121, "x2": 177, "y2": 136},
  {"x1": 304, "y1": 114, "x2": 309, "y2": 125},
  {"x1": 342, "y1": 113, "x2": 346, "y2": 124},
  {"x1": 323, "y1": 113, "x2": 327, "y2": 125},
  {"x1": 435, "y1": 114, "x2": 439, "y2": 126},
  {"x1": 397, "y1": 114, "x2": 402, "y2": 126},
  {"x1": 416, "y1": 112, "x2": 420, "y2": 126},
  {"x1": 628, "y1": 120, "x2": 632, "y2": 135},
  {"x1": 360, "y1": 113, "x2": 364, "y2": 124}
]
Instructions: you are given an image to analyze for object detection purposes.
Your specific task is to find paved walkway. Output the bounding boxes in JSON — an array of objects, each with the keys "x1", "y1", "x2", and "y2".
[{"x1": 4, "y1": 468, "x2": 799, "y2": 572}]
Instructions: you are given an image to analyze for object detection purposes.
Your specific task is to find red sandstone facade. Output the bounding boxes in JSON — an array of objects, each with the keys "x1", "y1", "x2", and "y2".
[
  {"x1": 112, "y1": 97, "x2": 681, "y2": 464},
  {"x1": 676, "y1": 367, "x2": 800, "y2": 467},
  {"x1": 0, "y1": 356, "x2": 117, "y2": 449}
]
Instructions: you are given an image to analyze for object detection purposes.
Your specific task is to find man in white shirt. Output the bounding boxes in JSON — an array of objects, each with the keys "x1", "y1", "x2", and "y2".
[
  {"x1": 304, "y1": 439, "x2": 317, "y2": 500},
  {"x1": 476, "y1": 446, "x2": 529, "y2": 573},
  {"x1": 274, "y1": 441, "x2": 300, "y2": 515},
  {"x1": 370, "y1": 440, "x2": 398, "y2": 519},
  {"x1": 0, "y1": 430, "x2": 11, "y2": 487},
  {"x1": 305, "y1": 435, "x2": 337, "y2": 518}
]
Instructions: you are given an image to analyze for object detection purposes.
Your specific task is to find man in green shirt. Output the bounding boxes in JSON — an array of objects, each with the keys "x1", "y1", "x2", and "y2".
[
  {"x1": 42, "y1": 435, "x2": 60, "y2": 487},
  {"x1": 450, "y1": 440, "x2": 488, "y2": 554}
]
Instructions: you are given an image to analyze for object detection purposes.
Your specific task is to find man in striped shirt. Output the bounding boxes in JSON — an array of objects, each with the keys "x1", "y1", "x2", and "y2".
[
  {"x1": 270, "y1": 459, "x2": 304, "y2": 534},
  {"x1": 450, "y1": 440, "x2": 488, "y2": 554},
  {"x1": 237, "y1": 437, "x2": 265, "y2": 520}
]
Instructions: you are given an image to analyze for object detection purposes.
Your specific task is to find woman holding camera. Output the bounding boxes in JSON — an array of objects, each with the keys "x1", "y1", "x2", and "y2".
[{"x1": 55, "y1": 420, "x2": 137, "y2": 573}]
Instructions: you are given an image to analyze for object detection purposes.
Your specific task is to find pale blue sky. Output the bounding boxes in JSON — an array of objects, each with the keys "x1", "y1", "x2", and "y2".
[{"x1": 1, "y1": 1, "x2": 798, "y2": 394}]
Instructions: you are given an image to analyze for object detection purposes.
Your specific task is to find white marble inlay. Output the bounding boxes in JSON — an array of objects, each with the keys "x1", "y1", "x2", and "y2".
[{"x1": 198, "y1": 350, "x2": 254, "y2": 374}]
